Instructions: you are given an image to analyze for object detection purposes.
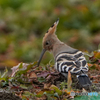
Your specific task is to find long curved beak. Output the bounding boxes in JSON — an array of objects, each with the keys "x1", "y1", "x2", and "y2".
[{"x1": 37, "y1": 49, "x2": 46, "y2": 67}]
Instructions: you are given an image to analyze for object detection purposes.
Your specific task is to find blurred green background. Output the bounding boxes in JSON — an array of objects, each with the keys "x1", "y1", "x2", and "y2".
[{"x1": 0, "y1": 0, "x2": 100, "y2": 68}]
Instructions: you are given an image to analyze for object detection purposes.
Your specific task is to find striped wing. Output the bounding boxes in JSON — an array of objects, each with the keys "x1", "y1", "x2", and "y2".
[{"x1": 55, "y1": 50, "x2": 88, "y2": 74}]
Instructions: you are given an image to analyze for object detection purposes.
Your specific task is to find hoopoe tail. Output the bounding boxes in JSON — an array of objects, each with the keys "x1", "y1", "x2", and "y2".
[{"x1": 77, "y1": 74, "x2": 91, "y2": 87}]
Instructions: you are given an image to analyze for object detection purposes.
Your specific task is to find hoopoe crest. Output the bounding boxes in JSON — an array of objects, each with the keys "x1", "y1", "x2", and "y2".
[{"x1": 42, "y1": 18, "x2": 61, "y2": 51}]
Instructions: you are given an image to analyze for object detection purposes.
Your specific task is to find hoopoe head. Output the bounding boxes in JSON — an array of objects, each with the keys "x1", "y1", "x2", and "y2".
[
  {"x1": 43, "y1": 18, "x2": 59, "y2": 51},
  {"x1": 37, "y1": 18, "x2": 59, "y2": 66}
]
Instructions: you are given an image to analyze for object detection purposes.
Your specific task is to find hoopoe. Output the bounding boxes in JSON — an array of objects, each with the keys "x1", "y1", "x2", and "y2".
[{"x1": 37, "y1": 19, "x2": 91, "y2": 87}]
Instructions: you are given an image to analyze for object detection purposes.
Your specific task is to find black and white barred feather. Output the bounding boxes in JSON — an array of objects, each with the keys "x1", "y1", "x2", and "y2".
[{"x1": 55, "y1": 50, "x2": 88, "y2": 75}]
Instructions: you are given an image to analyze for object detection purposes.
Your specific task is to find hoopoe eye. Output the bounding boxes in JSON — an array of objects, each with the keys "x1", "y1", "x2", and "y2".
[{"x1": 45, "y1": 41, "x2": 49, "y2": 45}]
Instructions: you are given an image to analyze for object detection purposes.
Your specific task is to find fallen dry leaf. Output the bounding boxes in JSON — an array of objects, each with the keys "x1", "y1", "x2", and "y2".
[
  {"x1": 36, "y1": 95, "x2": 47, "y2": 100},
  {"x1": 82, "y1": 88, "x2": 87, "y2": 93},
  {"x1": 28, "y1": 72, "x2": 37, "y2": 78},
  {"x1": 37, "y1": 71, "x2": 50, "y2": 78},
  {"x1": 44, "y1": 83, "x2": 51, "y2": 89},
  {"x1": 67, "y1": 71, "x2": 72, "y2": 92},
  {"x1": 11, "y1": 63, "x2": 29, "y2": 77},
  {"x1": 49, "y1": 85, "x2": 62, "y2": 95}
]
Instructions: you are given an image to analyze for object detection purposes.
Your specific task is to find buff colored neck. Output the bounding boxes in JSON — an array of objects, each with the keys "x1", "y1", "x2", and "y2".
[{"x1": 52, "y1": 39, "x2": 74, "y2": 57}]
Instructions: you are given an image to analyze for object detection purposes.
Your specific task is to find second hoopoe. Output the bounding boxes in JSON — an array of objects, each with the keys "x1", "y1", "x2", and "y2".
[{"x1": 38, "y1": 19, "x2": 91, "y2": 87}]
